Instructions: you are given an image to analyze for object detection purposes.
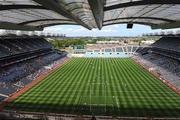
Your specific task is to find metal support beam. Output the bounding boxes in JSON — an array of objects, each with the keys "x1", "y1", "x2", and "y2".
[
  {"x1": 0, "y1": 22, "x2": 42, "y2": 31},
  {"x1": 104, "y1": 17, "x2": 175, "y2": 23},
  {"x1": 105, "y1": 0, "x2": 180, "y2": 11},
  {"x1": 88, "y1": 0, "x2": 105, "y2": 29},
  {"x1": 152, "y1": 21, "x2": 180, "y2": 29},
  {"x1": 18, "y1": 19, "x2": 73, "y2": 25},
  {"x1": 33, "y1": 0, "x2": 92, "y2": 29},
  {"x1": 39, "y1": 23, "x2": 78, "y2": 28},
  {"x1": 0, "y1": 5, "x2": 46, "y2": 10},
  {"x1": 103, "y1": 21, "x2": 157, "y2": 27}
]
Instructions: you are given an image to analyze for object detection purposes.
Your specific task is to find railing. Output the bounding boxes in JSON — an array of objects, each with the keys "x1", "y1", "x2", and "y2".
[{"x1": 1, "y1": 110, "x2": 180, "y2": 120}]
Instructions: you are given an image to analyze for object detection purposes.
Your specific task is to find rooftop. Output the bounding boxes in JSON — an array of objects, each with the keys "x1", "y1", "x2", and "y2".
[{"x1": 0, "y1": 0, "x2": 180, "y2": 30}]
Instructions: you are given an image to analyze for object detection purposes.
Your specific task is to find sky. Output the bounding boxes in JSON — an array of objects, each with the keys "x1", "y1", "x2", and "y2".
[
  {"x1": 43, "y1": 24, "x2": 179, "y2": 37},
  {"x1": 0, "y1": 24, "x2": 179, "y2": 37}
]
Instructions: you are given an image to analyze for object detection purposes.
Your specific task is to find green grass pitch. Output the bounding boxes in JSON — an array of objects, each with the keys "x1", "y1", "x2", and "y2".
[{"x1": 5, "y1": 58, "x2": 180, "y2": 117}]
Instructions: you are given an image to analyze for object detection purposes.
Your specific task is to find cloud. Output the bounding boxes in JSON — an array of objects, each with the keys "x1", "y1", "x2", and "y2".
[
  {"x1": 74, "y1": 27, "x2": 87, "y2": 32},
  {"x1": 43, "y1": 24, "x2": 121, "y2": 36},
  {"x1": 43, "y1": 24, "x2": 180, "y2": 37}
]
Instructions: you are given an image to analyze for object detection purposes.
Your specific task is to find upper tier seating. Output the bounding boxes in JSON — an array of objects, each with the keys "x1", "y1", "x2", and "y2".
[
  {"x1": 136, "y1": 47, "x2": 150, "y2": 55},
  {"x1": 150, "y1": 48, "x2": 180, "y2": 60},
  {"x1": 151, "y1": 37, "x2": 180, "y2": 52},
  {"x1": 150, "y1": 37, "x2": 180, "y2": 60},
  {"x1": 0, "y1": 38, "x2": 52, "y2": 58}
]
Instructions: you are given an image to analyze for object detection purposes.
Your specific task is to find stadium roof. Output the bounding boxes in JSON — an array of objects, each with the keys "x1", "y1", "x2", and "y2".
[{"x1": 0, "y1": 0, "x2": 180, "y2": 31}]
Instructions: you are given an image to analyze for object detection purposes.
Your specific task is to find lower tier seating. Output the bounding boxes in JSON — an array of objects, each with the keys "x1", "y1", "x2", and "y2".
[
  {"x1": 134, "y1": 53, "x2": 180, "y2": 89},
  {"x1": 0, "y1": 51, "x2": 67, "y2": 101},
  {"x1": 0, "y1": 37, "x2": 67, "y2": 102}
]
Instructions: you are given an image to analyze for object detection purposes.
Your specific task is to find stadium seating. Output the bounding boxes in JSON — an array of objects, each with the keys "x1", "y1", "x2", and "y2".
[
  {"x1": 104, "y1": 48, "x2": 112, "y2": 52},
  {"x1": 0, "y1": 96, "x2": 6, "y2": 101},
  {"x1": 127, "y1": 46, "x2": 131, "y2": 52},
  {"x1": 0, "y1": 38, "x2": 52, "y2": 58},
  {"x1": 135, "y1": 36, "x2": 180, "y2": 88},
  {"x1": 84, "y1": 46, "x2": 140, "y2": 57},
  {"x1": 150, "y1": 48, "x2": 180, "y2": 60},
  {"x1": 135, "y1": 46, "x2": 144, "y2": 53},
  {"x1": 136, "y1": 47, "x2": 150, "y2": 55},
  {"x1": 115, "y1": 47, "x2": 123, "y2": 52},
  {"x1": 151, "y1": 37, "x2": 180, "y2": 52},
  {"x1": 0, "y1": 37, "x2": 67, "y2": 101},
  {"x1": 132, "y1": 46, "x2": 137, "y2": 52}
]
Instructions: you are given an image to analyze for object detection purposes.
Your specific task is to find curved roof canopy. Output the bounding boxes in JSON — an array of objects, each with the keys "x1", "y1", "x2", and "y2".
[{"x1": 0, "y1": 0, "x2": 180, "y2": 30}]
